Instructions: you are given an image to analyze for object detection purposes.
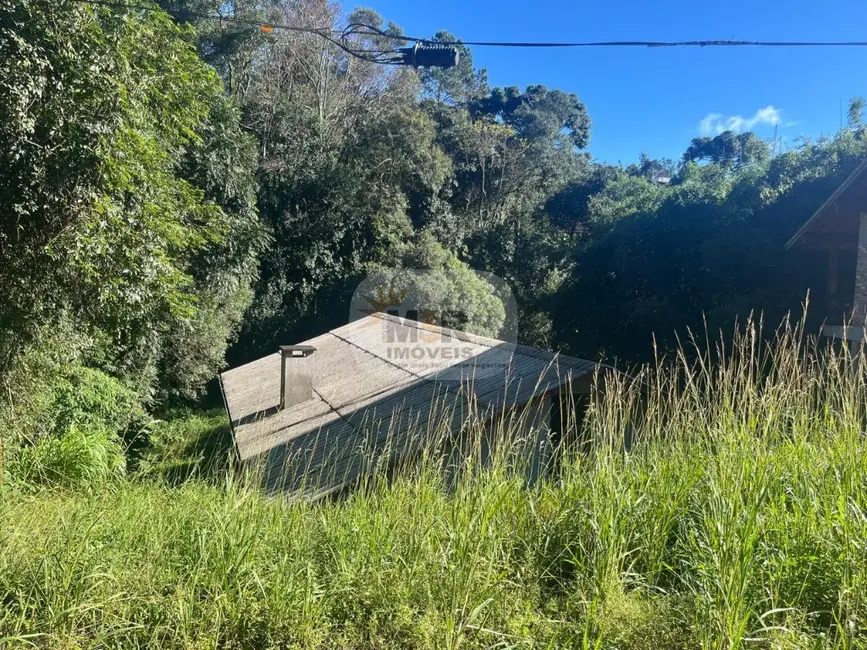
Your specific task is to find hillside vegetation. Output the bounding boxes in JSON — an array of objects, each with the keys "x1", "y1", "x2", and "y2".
[
  {"x1": 3, "y1": 0, "x2": 866, "y2": 480},
  {"x1": 3, "y1": 322, "x2": 867, "y2": 649},
  {"x1": 2, "y1": 1, "x2": 867, "y2": 648}
]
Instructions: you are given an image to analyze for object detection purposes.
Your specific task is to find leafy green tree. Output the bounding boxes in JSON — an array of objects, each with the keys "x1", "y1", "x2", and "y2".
[
  {"x1": 419, "y1": 31, "x2": 488, "y2": 105},
  {"x1": 682, "y1": 131, "x2": 769, "y2": 168},
  {"x1": 626, "y1": 153, "x2": 676, "y2": 182},
  {"x1": 847, "y1": 96, "x2": 866, "y2": 141},
  {"x1": 213, "y1": 6, "x2": 458, "y2": 356},
  {"x1": 160, "y1": 7, "x2": 597, "y2": 356},
  {"x1": 585, "y1": 171, "x2": 669, "y2": 225},
  {"x1": 553, "y1": 131, "x2": 867, "y2": 362},
  {"x1": 471, "y1": 84, "x2": 590, "y2": 150},
  {"x1": 0, "y1": 0, "x2": 262, "y2": 398},
  {"x1": 546, "y1": 165, "x2": 621, "y2": 236},
  {"x1": 414, "y1": 79, "x2": 592, "y2": 347},
  {"x1": 423, "y1": 83, "x2": 589, "y2": 241},
  {"x1": 366, "y1": 232, "x2": 508, "y2": 338}
]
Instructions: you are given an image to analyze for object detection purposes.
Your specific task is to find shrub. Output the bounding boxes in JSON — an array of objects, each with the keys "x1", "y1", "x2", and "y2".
[
  {"x1": 42, "y1": 365, "x2": 148, "y2": 443},
  {"x1": 1, "y1": 342, "x2": 149, "y2": 488},
  {"x1": 6, "y1": 425, "x2": 125, "y2": 489}
]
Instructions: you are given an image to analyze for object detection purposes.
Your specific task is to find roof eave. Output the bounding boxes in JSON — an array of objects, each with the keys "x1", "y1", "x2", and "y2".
[{"x1": 785, "y1": 157, "x2": 867, "y2": 250}]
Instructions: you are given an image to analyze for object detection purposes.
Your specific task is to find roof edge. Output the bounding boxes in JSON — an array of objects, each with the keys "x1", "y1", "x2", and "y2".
[
  {"x1": 785, "y1": 157, "x2": 867, "y2": 250},
  {"x1": 218, "y1": 371, "x2": 243, "y2": 467}
]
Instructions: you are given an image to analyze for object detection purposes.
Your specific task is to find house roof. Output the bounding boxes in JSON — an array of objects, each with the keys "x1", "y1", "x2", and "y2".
[
  {"x1": 786, "y1": 157, "x2": 867, "y2": 250},
  {"x1": 219, "y1": 313, "x2": 600, "y2": 497}
]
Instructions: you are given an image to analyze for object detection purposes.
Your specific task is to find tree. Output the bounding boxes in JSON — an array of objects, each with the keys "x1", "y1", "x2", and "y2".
[
  {"x1": 848, "y1": 96, "x2": 865, "y2": 128},
  {"x1": 682, "y1": 131, "x2": 769, "y2": 168},
  {"x1": 0, "y1": 0, "x2": 262, "y2": 398},
  {"x1": 848, "y1": 96, "x2": 865, "y2": 141},
  {"x1": 210, "y1": 5, "x2": 460, "y2": 357},
  {"x1": 423, "y1": 84, "x2": 589, "y2": 236},
  {"x1": 626, "y1": 153, "x2": 677, "y2": 183},
  {"x1": 364, "y1": 232, "x2": 509, "y2": 338},
  {"x1": 546, "y1": 165, "x2": 621, "y2": 236},
  {"x1": 471, "y1": 84, "x2": 590, "y2": 150},
  {"x1": 552, "y1": 131, "x2": 867, "y2": 362},
  {"x1": 418, "y1": 31, "x2": 488, "y2": 105}
]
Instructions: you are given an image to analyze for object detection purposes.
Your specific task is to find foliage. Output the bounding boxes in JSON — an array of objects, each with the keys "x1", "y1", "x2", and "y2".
[
  {"x1": 0, "y1": 0, "x2": 261, "y2": 400},
  {"x1": 418, "y1": 30, "x2": 488, "y2": 104},
  {"x1": 4, "y1": 0, "x2": 867, "y2": 385},
  {"x1": 365, "y1": 232, "x2": 509, "y2": 337},
  {"x1": 848, "y1": 96, "x2": 865, "y2": 129},
  {"x1": 554, "y1": 130, "x2": 867, "y2": 362},
  {"x1": 682, "y1": 130, "x2": 770, "y2": 167},
  {"x1": 6, "y1": 425, "x2": 126, "y2": 490},
  {"x1": 1, "y1": 329, "x2": 146, "y2": 438},
  {"x1": 470, "y1": 83, "x2": 591, "y2": 150},
  {"x1": 625, "y1": 152, "x2": 677, "y2": 182},
  {"x1": 140, "y1": 408, "x2": 234, "y2": 483},
  {"x1": 0, "y1": 326, "x2": 150, "y2": 488},
  {"x1": 201, "y1": 1, "x2": 452, "y2": 356},
  {"x1": 2, "y1": 320, "x2": 867, "y2": 648}
]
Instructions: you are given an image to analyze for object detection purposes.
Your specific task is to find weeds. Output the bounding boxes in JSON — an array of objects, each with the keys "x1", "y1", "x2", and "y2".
[{"x1": 1, "y1": 316, "x2": 866, "y2": 648}]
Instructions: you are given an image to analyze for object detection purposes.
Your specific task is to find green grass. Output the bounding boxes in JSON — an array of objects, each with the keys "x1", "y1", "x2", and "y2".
[
  {"x1": 138, "y1": 408, "x2": 235, "y2": 484},
  {"x1": 1, "y1": 318, "x2": 866, "y2": 649}
]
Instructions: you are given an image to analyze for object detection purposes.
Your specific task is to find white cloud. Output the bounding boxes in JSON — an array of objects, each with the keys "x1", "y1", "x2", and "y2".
[{"x1": 698, "y1": 105, "x2": 787, "y2": 136}]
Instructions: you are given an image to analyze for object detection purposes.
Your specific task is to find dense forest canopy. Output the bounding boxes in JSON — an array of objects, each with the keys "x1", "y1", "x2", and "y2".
[{"x1": 2, "y1": 0, "x2": 867, "y2": 439}]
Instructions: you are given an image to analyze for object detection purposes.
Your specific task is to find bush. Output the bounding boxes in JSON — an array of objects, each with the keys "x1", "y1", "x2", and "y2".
[
  {"x1": 7, "y1": 425, "x2": 125, "y2": 489},
  {"x1": 140, "y1": 408, "x2": 234, "y2": 483},
  {"x1": 1, "y1": 344, "x2": 149, "y2": 488},
  {"x1": 42, "y1": 365, "x2": 148, "y2": 443}
]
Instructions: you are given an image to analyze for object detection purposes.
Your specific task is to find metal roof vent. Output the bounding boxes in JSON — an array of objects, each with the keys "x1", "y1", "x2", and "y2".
[{"x1": 279, "y1": 345, "x2": 316, "y2": 410}]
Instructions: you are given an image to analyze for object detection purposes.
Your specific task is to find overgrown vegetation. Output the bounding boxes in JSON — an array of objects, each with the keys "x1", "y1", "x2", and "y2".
[
  {"x1": 2, "y1": 0, "x2": 867, "y2": 646},
  {"x1": 2, "y1": 320, "x2": 866, "y2": 648},
  {"x1": 2, "y1": 0, "x2": 865, "y2": 398},
  {"x1": 0, "y1": 0, "x2": 263, "y2": 403},
  {"x1": 139, "y1": 408, "x2": 235, "y2": 483}
]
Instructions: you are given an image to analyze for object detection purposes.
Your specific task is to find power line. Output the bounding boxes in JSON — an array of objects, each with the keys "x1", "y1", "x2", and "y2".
[
  {"x1": 350, "y1": 22, "x2": 867, "y2": 48},
  {"x1": 458, "y1": 39, "x2": 867, "y2": 47},
  {"x1": 72, "y1": 0, "x2": 867, "y2": 55},
  {"x1": 72, "y1": 0, "x2": 414, "y2": 64}
]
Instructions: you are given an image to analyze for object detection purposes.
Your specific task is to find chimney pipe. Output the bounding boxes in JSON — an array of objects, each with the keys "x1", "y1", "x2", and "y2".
[{"x1": 279, "y1": 345, "x2": 316, "y2": 410}]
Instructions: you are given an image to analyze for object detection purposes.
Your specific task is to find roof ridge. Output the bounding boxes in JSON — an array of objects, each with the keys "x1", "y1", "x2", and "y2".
[
  {"x1": 370, "y1": 311, "x2": 496, "y2": 348},
  {"x1": 369, "y1": 312, "x2": 594, "y2": 368}
]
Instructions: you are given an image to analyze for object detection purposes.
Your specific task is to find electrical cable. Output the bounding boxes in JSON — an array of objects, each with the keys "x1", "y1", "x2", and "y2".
[
  {"x1": 71, "y1": 0, "x2": 406, "y2": 63},
  {"x1": 354, "y1": 22, "x2": 867, "y2": 48},
  {"x1": 70, "y1": 0, "x2": 867, "y2": 67}
]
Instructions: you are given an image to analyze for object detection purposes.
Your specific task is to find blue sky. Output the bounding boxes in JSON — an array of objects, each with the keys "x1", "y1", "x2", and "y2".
[{"x1": 355, "y1": 0, "x2": 867, "y2": 164}]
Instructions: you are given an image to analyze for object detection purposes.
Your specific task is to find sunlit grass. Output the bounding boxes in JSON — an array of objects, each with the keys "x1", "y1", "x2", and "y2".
[{"x1": 1, "y1": 315, "x2": 866, "y2": 649}]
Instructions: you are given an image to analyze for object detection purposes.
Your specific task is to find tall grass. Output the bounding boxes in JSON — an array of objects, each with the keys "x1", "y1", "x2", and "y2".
[{"x1": 1, "y1": 316, "x2": 866, "y2": 649}]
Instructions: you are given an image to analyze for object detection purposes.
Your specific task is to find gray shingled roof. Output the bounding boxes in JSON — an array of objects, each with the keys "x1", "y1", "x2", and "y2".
[{"x1": 219, "y1": 313, "x2": 599, "y2": 497}]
